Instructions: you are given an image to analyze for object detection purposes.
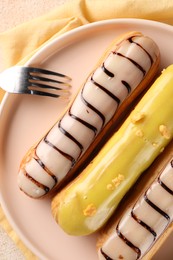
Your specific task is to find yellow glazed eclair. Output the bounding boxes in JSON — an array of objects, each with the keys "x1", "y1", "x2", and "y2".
[
  {"x1": 51, "y1": 65, "x2": 173, "y2": 236},
  {"x1": 97, "y1": 140, "x2": 173, "y2": 260},
  {"x1": 18, "y1": 31, "x2": 160, "y2": 199}
]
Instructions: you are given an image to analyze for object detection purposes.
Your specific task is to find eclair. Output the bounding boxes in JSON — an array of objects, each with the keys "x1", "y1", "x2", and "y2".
[
  {"x1": 51, "y1": 65, "x2": 173, "y2": 236},
  {"x1": 18, "y1": 31, "x2": 160, "y2": 199},
  {"x1": 97, "y1": 141, "x2": 173, "y2": 260}
]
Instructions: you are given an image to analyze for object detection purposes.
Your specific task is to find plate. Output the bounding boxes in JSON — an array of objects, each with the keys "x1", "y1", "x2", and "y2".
[{"x1": 0, "y1": 19, "x2": 173, "y2": 260}]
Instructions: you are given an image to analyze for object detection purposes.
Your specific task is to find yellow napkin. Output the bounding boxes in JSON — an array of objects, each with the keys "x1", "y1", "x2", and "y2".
[
  {"x1": 0, "y1": 0, "x2": 173, "y2": 258},
  {"x1": 0, "y1": 0, "x2": 173, "y2": 101}
]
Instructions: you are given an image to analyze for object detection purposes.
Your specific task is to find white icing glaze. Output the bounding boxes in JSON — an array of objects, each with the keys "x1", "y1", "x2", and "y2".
[
  {"x1": 147, "y1": 182, "x2": 173, "y2": 218},
  {"x1": 117, "y1": 40, "x2": 151, "y2": 72},
  {"x1": 36, "y1": 141, "x2": 72, "y2": 182},
  {"x1": 93, "y1": 65, "x2": 129, "y2": 99},
  {"x1": 133, "y1": 198, "x2": 168, "y2": 238},
  {"x1": 18, "y1": 34, "x2": 159, "y2": 198},
  {"x1": 104, "y1": 53, "x2": 143, "y2": 92},
  {"x1": 18, "y1": 170, "x2": 45, "y2": 198},
  {"x1": 60, "y1": 112, "x2": 95, "y2": 151},
  {"x1": 132, "y1": 36, "x2": 159, "y2": 60},
  {"x1": 98, "y1": 233, "x2": 136, "y2": 260},
  {"x1": 46, "y1": 125, "x2": 81, "y2": 160},
  {"x1": 71, "y1": 94, "x2": 103, "y2": 131},
  {"x1": 119, "y1": 210, "x2": 155, "y2": 256},
  {"x1": 159, "y1": 162, "x2": 173, "y2": 191},
  {"x1": 82, "y1": 80, "x2": 118, "y2": 125},
  {"x1": 99, "y1": 159, "x2": 173, "y2": 260},
  {"x1": 25, "y1": 158, "x2": 55, "y2": 189}
]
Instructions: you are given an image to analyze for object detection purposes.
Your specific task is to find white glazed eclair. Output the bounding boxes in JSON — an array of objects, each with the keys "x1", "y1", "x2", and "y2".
[
  {"x1": 18, "y1": 31, "x2": 160, "y2": 198},
  {"x1": 98, "y1": 141, "x2": 173, "y2": 260}
]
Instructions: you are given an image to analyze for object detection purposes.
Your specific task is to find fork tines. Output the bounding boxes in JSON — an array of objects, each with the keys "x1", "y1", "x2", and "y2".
[
  {"x1": 26, "y1": 67, "x2": 71, "y2": 98},
  {"x1": 28, "y1": 67, "x2": 72, "y2": 81}
]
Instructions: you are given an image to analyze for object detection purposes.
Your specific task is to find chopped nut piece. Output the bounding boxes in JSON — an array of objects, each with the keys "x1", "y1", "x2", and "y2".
[
  {"x1": 152, "y1": 142, "x2": 158, "y2": 147},
  {"x1": 112, "y1": 174, "x2": 124, "y2": 188},
  {"x1": 119, "y1": 255, "x2": 124, "y2": 259},
  {"x1": 107, "y1": 183, "x2": 114, "y2": 190},
  {"x1": 118, "y1": 174, "x2": 124, "y2": 181},
  {"x1": 83, "y1": 203, "x2": 97, "y2": 217},
  {"x1": 135, "y1": 129, "x2": 144, "y2": 137},
  {"x1": 131, "y1": 112, "x2": 145, "y2": 123},
  {"x1": 159, "y1": 125, "x2": 171, "y2": 139}
]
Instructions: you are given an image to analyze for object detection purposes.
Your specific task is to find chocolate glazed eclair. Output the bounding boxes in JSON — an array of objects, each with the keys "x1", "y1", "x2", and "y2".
[{"x1": 18, "y1": 31, "x2": 160, "y2": 199}]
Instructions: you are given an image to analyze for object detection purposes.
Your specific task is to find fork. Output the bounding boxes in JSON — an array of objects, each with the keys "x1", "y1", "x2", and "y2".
[{"x1": 0, "y1": 66, "x2": 71, "y2": 98}]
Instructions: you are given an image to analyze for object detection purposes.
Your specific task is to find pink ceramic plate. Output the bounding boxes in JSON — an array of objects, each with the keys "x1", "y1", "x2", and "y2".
[{"x1": 0, "y1": 19, "x2": 173, "y2": 260}]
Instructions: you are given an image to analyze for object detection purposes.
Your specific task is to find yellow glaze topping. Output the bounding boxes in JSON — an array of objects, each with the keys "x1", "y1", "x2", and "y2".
[{"x1": 52, "y1": 65, "x2": 173, "y2": 236}]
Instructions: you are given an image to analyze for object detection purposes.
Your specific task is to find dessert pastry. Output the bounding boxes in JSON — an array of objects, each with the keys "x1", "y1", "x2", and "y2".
[
  {"x1": 18, "y1": 31, "x2": 160, "y2": 198},
  {"x1": 97, "y1": 141, "x2": 173, "y2": 260}
]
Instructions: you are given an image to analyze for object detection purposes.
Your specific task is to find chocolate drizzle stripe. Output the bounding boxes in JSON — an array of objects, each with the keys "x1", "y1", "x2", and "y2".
[
  {"x1": 81, "y1": 88, "x2": 105, "y2": 127},
  {"x1": 100, "y1": 248, "x2": 113, "y2": 260},
  {"x1": 69, "y1": 109, "x2": 98, "y2": 135},
  {"x1": 101, "y1": 62, "x2": 114, "y2": 78},
  {"x1": 91, "y1": 76, "x2": 121, "y2": 105},
  {"x1": 131, "y1": 209, "x2": 157, "y2": 238},
  {"x1": 144, "y1": 193, "x2": 170, "y2": 221},
  {"x1": 23, "y1": 170, "x2": 50, "y2": 193},
  {"x1": 34, "y1": 157, "x2": 58, "y2": 184},
  {"x1": 158, "y1": 177, "x2": 173, "y2": 196},
  {"x1": 113, "y1": 52, "x2": 146, "y2": 76},
  {"x1": 58, "y1": 120, "x2": 84, "y2": 153},
  {"x1": 170, "y1": 159, "x2": 173, "y2": 168},
  {"x1": 116, "y1": 224, "x2": 141, "y2": 259},
  {"x1": 44, "y1": 136, "x2": 76, "y2": 166},
  {"x1": 128, "y1": 36, "x2": 154, "y2": 64},
  {"x1": 121, "y1": 80, "x2": 131, "y2": 94}
]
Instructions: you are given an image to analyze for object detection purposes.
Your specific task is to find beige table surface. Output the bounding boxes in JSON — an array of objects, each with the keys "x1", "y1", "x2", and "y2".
[{"x1": 0, "y1": 0, "x2": 66, "y2": 33}]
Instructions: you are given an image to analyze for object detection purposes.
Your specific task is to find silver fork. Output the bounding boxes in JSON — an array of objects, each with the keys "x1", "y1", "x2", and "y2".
[{"x1": 0, "y1": 66, "x2": 71, "y2": 98}]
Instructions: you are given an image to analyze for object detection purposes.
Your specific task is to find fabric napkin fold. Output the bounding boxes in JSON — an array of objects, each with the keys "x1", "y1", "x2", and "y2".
[
  {"x1": 0, "y1": 0, "x2": 173, "y2": 258},
  {"x1": 0, "y1": 0, "x2": 173, "y2": 101}
]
